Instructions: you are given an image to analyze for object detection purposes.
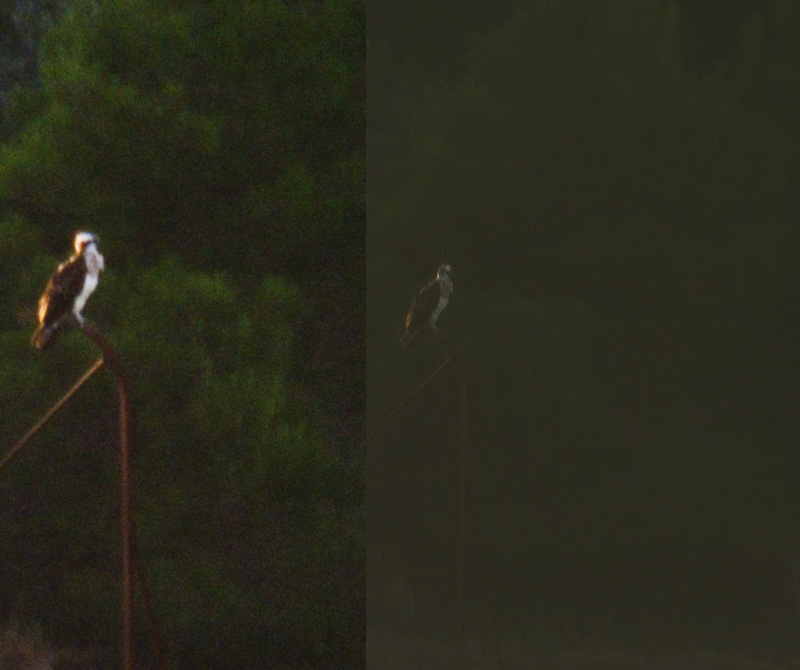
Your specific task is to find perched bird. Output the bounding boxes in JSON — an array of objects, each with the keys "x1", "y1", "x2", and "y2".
[
  {"x1": 400, "y1": 264, "x2": 453, "y2": 348},
  {"x1": 31, "y1": 231, "x2": 105, "y2": 350}
]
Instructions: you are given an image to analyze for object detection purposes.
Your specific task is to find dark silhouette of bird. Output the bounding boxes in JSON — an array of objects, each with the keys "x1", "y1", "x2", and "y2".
[{"x1": 400, "y1": 264, "x2": 453, "y2": 348}]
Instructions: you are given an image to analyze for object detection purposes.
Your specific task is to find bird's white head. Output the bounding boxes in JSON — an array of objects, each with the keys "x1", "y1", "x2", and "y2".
[
  {"x1": 437, "y1": 264, "x2": 452, "y2": 278},
  {"x1": 74, "y1": 231, "x2": 104, "y2": 274},
  {"x1": 74, "y1": 231, "x2": 99, "y2": 254}
]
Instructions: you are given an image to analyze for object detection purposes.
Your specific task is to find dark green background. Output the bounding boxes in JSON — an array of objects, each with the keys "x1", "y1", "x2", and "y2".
[
  {"x1": 0, "y1": 0, "x2": 364, "y2": 667},
  {"x1": 368, "y1": 0, "x2": 800, "y2": 663}
]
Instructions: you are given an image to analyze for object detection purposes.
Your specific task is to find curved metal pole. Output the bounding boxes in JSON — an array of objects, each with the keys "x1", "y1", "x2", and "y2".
[
  {"x1": 79, "y1": 321, "x2": 134, "y2": 670},
  {"x1": 365, "y1": 356, "x2": 452, "y2": 444},
  {"x1": 0, "y1": 358, "x2": 104, "y2": 474}
]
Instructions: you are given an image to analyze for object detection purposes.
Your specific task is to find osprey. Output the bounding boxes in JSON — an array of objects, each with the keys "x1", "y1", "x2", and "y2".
[
  {"x1": 31, "y1": 231, "x2": 105, "y2": 350},
  {"x1": 400, "y1": 264, "x2": 453, "y2": 348}
]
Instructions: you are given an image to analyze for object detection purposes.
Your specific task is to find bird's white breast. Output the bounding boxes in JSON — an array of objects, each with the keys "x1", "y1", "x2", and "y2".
[
  {"x1": 85, "y1": 245, "x2": 105, "y2": 275},
  {"x1": 429, "y1": 275, "x2": 452, "y2": 327},
  {"x1": 72, "y1": 245, "x2": 104, "y2": 317},
  {"x1": 73, "y1": 274, "x2": 98, "y2": 316}
]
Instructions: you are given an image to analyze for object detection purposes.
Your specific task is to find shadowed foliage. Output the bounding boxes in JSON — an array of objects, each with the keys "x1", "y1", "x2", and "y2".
[
  {"x1": 369, "y1": 0, "x2": 800, "y2": 662},
  {"x1": 0, "y1": 0, "x2": 364, "y2": 667}
]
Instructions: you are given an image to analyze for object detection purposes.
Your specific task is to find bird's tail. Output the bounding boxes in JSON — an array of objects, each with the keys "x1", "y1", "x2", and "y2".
[
  {"x1": 31, "y1": 320, "x2": 68, "y2": 351},
  {"x1": 399, "y1": 329, "x2": 416, "y2": 349},
  {"x1": 31, "y1": 324, "x2": 55, "y2": 351}
]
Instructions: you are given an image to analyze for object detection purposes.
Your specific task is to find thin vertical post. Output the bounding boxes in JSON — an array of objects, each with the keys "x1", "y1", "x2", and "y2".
[
  {"x1": 79, "y1": 321, "x2": 134, "y2": 670},
  {"x1": 437, "y1": 333, "x2": 468, "y2": 670}
]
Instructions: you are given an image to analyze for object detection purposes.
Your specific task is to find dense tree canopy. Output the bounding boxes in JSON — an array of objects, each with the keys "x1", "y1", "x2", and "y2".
[
  {"x1": 369, "y1": 0, "x2": 800, "y2": 661},
  {"x1": 0, "y1": 0, "x2": 364, "y2": 667}
]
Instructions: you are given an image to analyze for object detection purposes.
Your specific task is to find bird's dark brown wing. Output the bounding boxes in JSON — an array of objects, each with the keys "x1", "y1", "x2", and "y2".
[
  {"x1": 38, "y1": 255, "x2": 86, "y2": 328},
  {"x1": 405, "y1": 278, "x2": 440, "y2": 333}
]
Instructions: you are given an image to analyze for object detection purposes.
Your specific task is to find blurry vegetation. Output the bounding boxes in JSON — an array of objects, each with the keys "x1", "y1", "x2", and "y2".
[
  {"x1": 0, "y1": 0, "x2": 363, "y2": 667},
  {"x1": 369, "y1": 0, "x2": 800, "y2": 656}
]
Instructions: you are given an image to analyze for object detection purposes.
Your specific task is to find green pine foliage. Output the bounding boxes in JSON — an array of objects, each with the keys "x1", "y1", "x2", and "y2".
[
  {"x1": 2, "y1": 0, "x2": 364, "y2": 271},
  {"x1": 0, "y1": 0, "x2": 363, "y2": 667}
]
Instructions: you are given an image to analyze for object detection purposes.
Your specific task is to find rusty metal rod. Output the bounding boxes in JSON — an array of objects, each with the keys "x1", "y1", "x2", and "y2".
[
  {"x1": 79, "y1": 321, "x2": 134, "y2": 670},
  {"x1": 0, "y1": 358, "x2": 104, "y2": 474},
  {"x1": 436, "y1": 332, "x2": 468, "y2": 670},
  {"x1": 365, "y1": 356, "x2": 452, "y2": 444}
]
